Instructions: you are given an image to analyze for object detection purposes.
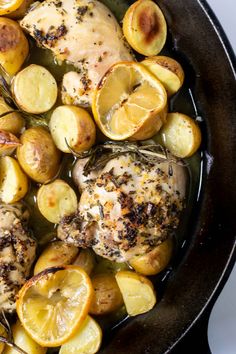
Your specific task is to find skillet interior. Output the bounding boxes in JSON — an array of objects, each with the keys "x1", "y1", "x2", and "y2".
[{"x1": 98, "y1": 1, "x2": 236, "y2": 353}]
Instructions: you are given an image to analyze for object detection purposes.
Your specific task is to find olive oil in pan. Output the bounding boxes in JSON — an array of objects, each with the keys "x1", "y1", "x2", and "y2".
[{"x1": 24, "y1": 1, "x2": 203, "y2": 347}]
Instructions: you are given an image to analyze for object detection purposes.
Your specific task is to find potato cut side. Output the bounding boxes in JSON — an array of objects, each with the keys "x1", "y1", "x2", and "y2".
[
  {"x1": 49, "y1": 105, "x2": 96, "y2": 153},
  {"x1": 12, "y1": 64, "x2": 58, "y2": 113},
  {"x1": 0, "y1": 129, "x2": 21, "y2": 156},
  {"x1": 0, "y1": 97, "x2": 24, "y2": 134},
  {"x1": 37, "y1": 179, "x2": 77, "y2": 223},
  {"x1": 123, "y1": 0, "x2": 167, "y2": 56},
  {"x1": 34, "y1": 241, "x2": 79, "y2": 275},
  {"x1": 4, "y1": 320, "x2": 46, "y2": 354},
  {"x1": 0, "y1": 17, "x2": 29, "y2": 75},
  {"x1": 115, "y1": 271, "x2": 156, "y2": 316},
  {"x1": 129, "y1": 238, "x2": 173, "y2": 275},
  {"x1": 59, "y1": 315, "x2": 102, "y2": 354},
  {"x1": 161, "y1": 112, "x2": 202, "y2": 158},
  {"x1": 90, "y1": 274, "x2": 123, "y2": 315},
  {"x1": 142, "y1": 56, "x2": 185, "y2": 96},
  {"x1": 0, "y1": 156, "x2": 28, "y2": 204}
]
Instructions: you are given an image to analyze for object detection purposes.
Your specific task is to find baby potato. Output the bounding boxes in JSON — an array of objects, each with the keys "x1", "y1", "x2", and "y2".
[
  {"x1": 142, "y1": 56, "x2": 185, "y2": 96},
  {"x1": 115, "y1": 271, "x2": 156, "y2": 316},
  {"x1": 73, "y1": 249, "x2": 96, "y2": 275},
  {"x1": 0, "y1": 97, "x2": 24, "y2": 134},
  {"x1": 17, "y1": 127, "x2": 61, "y2": 183},
  {"x1": 12, "y1": 64, "x2": 58, "y2": 114},
  {"x1": 123, "y1": 0, "x2": 167, "y2": 56},
  {"x1": 37, "y1": 179, "x2": 78, "y2": 223},
  {"x1": 0, "y1": 156, "x2": 28, "y2": 203},
  {"x1": 90, "y1": 274, "x2": 124, "y2": 315},
  {"x1": 59, "y1": 315, "x2": 102, "y2": 354},
  {"x1": 49, "y1": 105, "x2": 96, "y2": 153},
  {"x1": 0, "y1": 17, "x2": 29, "y2": 75},
  {"x1": 0, "y1": 129, "x2": 21, "y2": 156},
  {"x1": 3, "y1": 320, "x2": 46, "y2": 354},
  {"x1": 0, "y1": 323, "x2": 6, "y2": 353},
  {"x1": 34, "y1": 241, "x2": 79, "y2": 275},
  {"x1": 129, "y1": 238, "x2": 173, "y2": 275},
  {"x1": 161, "y1": 112, "x2": 202, "y2": 158},
  {"x1": 7, "y1": 0, "x2": 34, "y2": 19}
]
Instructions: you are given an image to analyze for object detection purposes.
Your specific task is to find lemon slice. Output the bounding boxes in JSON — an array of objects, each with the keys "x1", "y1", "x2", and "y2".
[
  {"x1": 92, "y1": 62, "x2": 167, "y2": 140},
  {"x1": 16, "y1": 266, "x2": 93, "y2": 347},
  {"x1": 59, "y1": 315, "x2": 102, "y2": 354},
  {"x1": 0, "y1": 0, "x2": 24, "y2": 15}
]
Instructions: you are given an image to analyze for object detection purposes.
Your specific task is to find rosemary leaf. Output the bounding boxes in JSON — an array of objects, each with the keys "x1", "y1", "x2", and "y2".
[{"x1": 0, "y1": 336, "x2": 28, "y2": 354}]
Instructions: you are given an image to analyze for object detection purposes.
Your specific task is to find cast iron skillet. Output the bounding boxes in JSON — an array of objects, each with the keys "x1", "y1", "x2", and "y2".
[{"x1": 100, "y1": 1, "x2": 236, "y2": 353}]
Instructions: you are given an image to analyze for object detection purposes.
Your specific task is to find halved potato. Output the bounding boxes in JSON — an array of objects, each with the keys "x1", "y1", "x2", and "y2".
[
  {"x1": 49, "y1": 105, "x2": 96, "y2": 153},
  {"x1": 129, "y1": 238, "x2": 173, "y2": 275},
  {"x1": 7, "y1": 0, "x2": 34, "y2": 19},
  {"x1": 17, "y1": 127, "x2": 61, "y2": 183},
  {"x1": 115, "y1": 271, "x2": 156, "y2": 316},
  {"x1": 0, "y1": 17, "x2": 29, "y2": 75},
  {"x1": 73, "y1": 249, "x2": 96, "y2": 275},
  {"x1": 123, "y1": 0, "x2": 167, "y2": 56},
  {"x1": 12, "y1": 64, "x2": 58, "y2": 113},
  {"x1": 0, "y1": 97, "x2": 25, "y2": 134},
  {"x1": 59, "y1": 315, "x2": 102, "y2": 354},
  {"x1": 37, "y1": 179, "x2": 78, "y2": 223},
  {"x1": 0, "y1": 129, "x2": 21, "y2": 156},
  {"x1": 0, "y1": 323, "x2": 6, "y2": 353},
  {"x1": 34, "y1": 241, "x2": 79, "y2": 275},
  {"x1": 3, "y1": 320, "x2": 46, "y2": 354},
  {"x1": 90, "y1": 274, "x2": 124, "y2": 316},
  {"x1": 161, "y1": 112, "x2": 202, "y2": 158},
  {"x1": 0, "y1": 156, "x2": 28, "y2": 203},
  {"x1": 142, "y1": 56, "x2": 185, "y2": 96}
]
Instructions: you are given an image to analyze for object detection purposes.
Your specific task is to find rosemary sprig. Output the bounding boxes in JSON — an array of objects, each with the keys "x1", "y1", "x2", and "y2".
[
  {"x1": 66, "y1": 140, "x2": 185, "y2": 176},
  {"x1": 0, "y1": 74, "x2": 48, "y2": 128}
]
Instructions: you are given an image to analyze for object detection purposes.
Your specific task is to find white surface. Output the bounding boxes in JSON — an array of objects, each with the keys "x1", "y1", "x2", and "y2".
[{"x1": 206, "y1": 1, "x2": 236, "y2": 354}]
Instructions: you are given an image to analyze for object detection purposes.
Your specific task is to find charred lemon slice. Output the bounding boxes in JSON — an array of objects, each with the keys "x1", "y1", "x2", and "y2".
[
  {"x1": 123, "y1": 0, "x2": 167, "y2": 56},
  {"x1": 16, "y1": 266, "x2": 93, "y2": 347},
  {"x1": 92, "y1": 61, "x2": 167, "y2": 140},
  {"x1": 0, "y1": 0, "x2": 24, "y2": 15}
]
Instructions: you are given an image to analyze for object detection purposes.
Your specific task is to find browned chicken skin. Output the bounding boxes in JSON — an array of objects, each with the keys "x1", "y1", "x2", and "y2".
[{"x1": 58, "y1": 154, "x2": 186, "y2": 262}]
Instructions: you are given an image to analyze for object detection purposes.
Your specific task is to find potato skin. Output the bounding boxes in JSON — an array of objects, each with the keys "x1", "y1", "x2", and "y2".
[
  {"x1": 0, "y1": 129, "x2": 21, "y2": 156},
  {"x1": 129, "y1": 238, "x2": 173, "y2": 275},
  {"x1": 90, "y1": 274, "x2": 123, "y2": 315},
  {"x1": 17, "y1": 127, "x2": 61, "y2": 183},
  {"x1": 0, "y1": 97, "x2": 25, "y2": 134},
  {"x1": 73, "y1": 249, "x2": 96, "y2": 275},
  {"x1": 0, "y1": 17, "x2": 29, "y2": 75},
  {"x1": 34, "y1": 241, "x2": 79, "y2": 275}
]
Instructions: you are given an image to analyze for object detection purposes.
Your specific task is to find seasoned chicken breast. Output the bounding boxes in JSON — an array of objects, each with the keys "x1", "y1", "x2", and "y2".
[
  {"x1": 58, "y1": 154, "x2": 186, "y2": 262},
  {"x1": 0, "y1": 203, "x2": 36, "y2": 313},
  {"x1": 20, "y1": 0, "x2": 133, "y2": 106}
]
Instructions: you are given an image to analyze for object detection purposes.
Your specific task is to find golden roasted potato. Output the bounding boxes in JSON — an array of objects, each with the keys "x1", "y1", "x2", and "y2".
[
  {"x1": 0, "y1": 155, "x2": 28, "y2": 203},
  {"x1": 0, "y1": 17, "x2": 28, "y2": 75},
  {"x1": 123, "y1": 0, "x2": 167, "y2": 56},
  {"x1": 7, "y1": 0, "x2": 34, "y2": 19},
  {"x1": 0, "y1": 323, "x2": 6, "y2": 353},
  {"x1": 3, "y1": 320, "x2": 46, "y2": 354},
  {"x1": 142, "y1": 56, "x2": 185, "y2": 96},
  {"x1": 0, "y1": 129, "x2": 20, "y2": 156},
  {"x1": 17, "y1": 127, "x2": 61, "y2": 183},
  {"x1": 12, "y1": 64, "x2": 58, "y2": 114},
  {"x1": 73, "y1": 249, "x2": 96, "y2": 275},
  {"x1": 37, "y1": 179, "x2": 78, "y2": 223},
  {"x1": 161, "y1": 112, "x2": 202, "y2": 158},
  {"x1": 0, "y1": 97, "x2": 24, "y2": 134},
  {"x1": 90, "y1": 274, "x2": 124, "y2": 315},
  {"x1": 49, "y1": 105, "x2": 96, "y2": 153},
  {"x1": 34, "y1": 241, "x2": 79, "y2": 275},
  {"x1": 115, "y1": 271, "x2": 156, "y2": 316},
  {"x1": 129, "y1": 238, "x2": 173, "y2": 275}
]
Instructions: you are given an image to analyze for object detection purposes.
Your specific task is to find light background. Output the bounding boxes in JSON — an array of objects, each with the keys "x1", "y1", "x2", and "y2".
[{"x1": 206, "y1": 1, "x2": 236, "y2": 354}]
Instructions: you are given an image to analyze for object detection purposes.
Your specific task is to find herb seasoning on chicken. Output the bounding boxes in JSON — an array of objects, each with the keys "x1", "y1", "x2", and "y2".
[
  {"x1": 58, "y1": 154, "x2": 186, "y2": 262},
  {"x1": 0, "y1": 203, "x2": 36, "y2": 313}
]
